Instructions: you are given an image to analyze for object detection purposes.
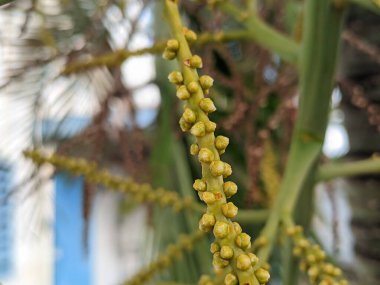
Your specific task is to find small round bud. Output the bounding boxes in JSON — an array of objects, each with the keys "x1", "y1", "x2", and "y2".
[
  {"x1": 306, "y1": 254, "x2": 317, "y2": 264},
  {"x1": 221, "y1": 202, "x2": 238, "y2": 218},
  {"x1": 199, "y1": 98, "x2": 216, "y2": 113},
  {"x1": 213, "y1": 221, "x2": 229, "y2": 239},
  {"x1": 223, "y1": 162, "x2": 232, "y2": 177},
  {"x1": 215, "y1": 136, "x2": 229, "y2": 151},
  {"x1": 179, "y1": 117, "x2": 192, "y2": 132},
  {"x1": 183, "y1": 108, "x2": 196, "y2": 123},
  {"x1": 213, "y1": 252, "x2": 229, "y2": 268},
  {"x1": 198, "y1": 275, "x2": 213, "y2": 285},
  {"x1": 292, "y1": 247, "x2": 302, "y2": 256},
  {"x1": 202, "y1": 192, "x2": 216, "y2": 204},
  {"x1": 210, "y1": 160, "x2": 225, "y2": 176},
  {"x1": 220, "y1": 245, "x2": 234, "y2": 259},
  {"x1": 162, "y1": 50, "x2": 176, "y2": 60},
  {"x1": 224, "y1": 273, "x2": 237, "y2": 285},
  {"x1": 188, "y1": 55, "x2": 203, "y2": 68},
  {"x1": 248, "y1": 253, "x2": 259, "y2": 266},
  {"x1": 232, "y1": 222, "x2": 242, "y2": 234},
  {"x1": 205, "y1": 121, "x2": 216, "y2": 132},
  {"x1": 200, "y1": 75, "x2": 214, "y2": 90},
  {"x1": 187, "y1": 82, "x2": 200, "y2": 94},
  {"x1": 332, "y1": 267, "x2": 342, "y2": 277},
  {"x1": 190, "y1": 121, "x2": 206, "y2": 137},
  {"x1": 235, "y1": 233, "x2": 251, "y2": 249},
  {"x1": 190, "y1": 144, "x2": 199, "y2": 155},
  {"x1": 166, "y1": 39, "x2": 179, "y2": 51},
  {"x1": 307, "y1": 266, "x2": 319, "y2": 279},
  {"x1": 198, "y1": 148, "x2": 214, "y2": 163},
  {"x1": 236, "y1": 254, "x2": 251, "y2": 271},
  {"x1": 176, "y1": 85, "x2": 191, "y2": 100},
  {"x1": 255, "y1": 268, "x2": 270, "y2": 283},
  {"x1": 297, "y1": 238, "x2": 310, "y2": 249},
  {"x1": 199, "y1": 213, "x2": 216, "y2": 231},
  {"x1": 183, "y1": 28, "x2": 197, "y2": 43},
  {"x1": 223, "y1": 181, "x2": 238, "y2": 198},
  {"x1": 168, "y1": 71, "x2": 183, "y2": 85},
  {"x1": 210, "y1": 242, "x2": 220, "y2": 254},
  {"x1": 193, "y1": 179, "x2": 206, "y2": 191}
]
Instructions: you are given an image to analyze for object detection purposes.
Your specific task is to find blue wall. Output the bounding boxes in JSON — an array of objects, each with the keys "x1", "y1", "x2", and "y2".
[{"x1": 54, "y1": 173, "x2": 93, "y2": 285}]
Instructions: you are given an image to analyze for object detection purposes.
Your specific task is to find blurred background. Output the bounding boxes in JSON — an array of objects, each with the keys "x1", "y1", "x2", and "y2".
[{"x1": 0, "y1": 0, "x2": 379, "y2": 284}]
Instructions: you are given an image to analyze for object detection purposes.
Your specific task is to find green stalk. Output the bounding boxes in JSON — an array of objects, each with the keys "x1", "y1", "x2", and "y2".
[
  {"x1": 255, "y1": 1, "x2": 346, "y2": 284},
  {"x1": 318, "y1": 157, "x2": 380, "y2": 181},
  {"x1": 217, "y1": 1, "x2": 300, "y2": 64}
]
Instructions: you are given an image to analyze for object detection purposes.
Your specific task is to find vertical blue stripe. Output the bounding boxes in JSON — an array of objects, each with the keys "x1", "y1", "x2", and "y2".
[
  {"x1": 0, "y1": 162, "x2": 12, "y2": 278},
  {"x1": 54, "y1": 172, "x2": 92, "y2": 285}
]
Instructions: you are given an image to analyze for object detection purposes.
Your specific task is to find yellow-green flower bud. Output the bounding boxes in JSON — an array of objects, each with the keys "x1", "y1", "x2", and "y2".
[
  {"x1": 233, "y1": 222, "x2": 242, "y2": 234},
  {"x1": 235, "y1": 232, "x2": 251, "y2": 249},
  {"x1": 210, "y1": 242, "x2": 220, "y2": 254},
  {"x1": 190, "y1": 143, "x2": 199, "y2": 155},
  {"x1": 162, "y1": 49, "x2": 176, "y2": 60},
  {"x1": 183, "y1": 108, "x2": 196, "y2": 123},
  {"x1": 223, "y1": 162, "x2": 232, "y2": 178},
  {"x1": 224, "y1": 273, "x2": 237, "y2": 285},
  {"x1": 179, "y1": 117, "x2": 192, "y2": 132},
  {"x1": 307, "y1": 266, "x2": 319, "y2": 279},
  {"x1": 176, "y1": 85, "x2": 191, "y2": 100},
  {"x1": 248, "y1": 253, "x2": 259, "y2": 266},
  {"x1": 202, "y1": 192, "x2": 216, "y2": 204},
  {"x1": 292, "y1": 247, "x2": 302, "y2": 257},
  {"x1": 199, "y1": 98, "x2": 216, "y2": 113},
  {"x1": 323, "y1": 263, "x2": 335, "y2": 275},
  {"x1": 213, "y1": 221, "x2": 229, "y2": 239},
  {"x1": 332, "y1": 267, "x2": 342, "y2": 277},
  {"x1": 190, "y1": 121, "x2": 206, "y2": 137},
  {"x1": 198, "y1": 148, "x2": 214, "y2": 163},
  {"x1": 223, "y1": 181, "x2": 238, "y2": 198},
  {"x1": 255, "y1": 268, "x2": 270, "y2": 283},
  {"x1": 198, "y1": 275, "x2": 213, "y2": 285},
  {"x1": 200, "y1": 75, "x2": 214, "y2": 90},
  {"x1": 213, "y1": 252, "x2": 229, "y2": 268},
  {"x1": 215, "y1": 135, "x2": 229, "y2": 151},
  {"x1": 297, "y1": 238, "x2": 310, "y2": 249},
  {"x1": 187, "y1": 81, "x2": 200, "y2": 94},
  {"x1": 193, "y1": 179, "x2": 206, "y2": 191},
  {"x1": 166, "y1": 39, "x2": 179, "y2": 51},
  {"x1": 220, "y1": 245, "x2": 234, "y2": 259},
  {"x1": 168, "y1": 71, "x2": 183, "y2": 85},
  {"x1": 205, "y1": 121, "x2": 216, "y2": 133},
  {"x1": 236, "y1": 254, "x2": 251, "y2": 271},
  {"x1": 199, "y1": 213, "x2": 216, "y2": 231},
  {"x1": 188, "y1": 55, "x2": 203, "y2": 69},
  {"x1": 183, "y1": 27, "x2": 197, "y2": 43},
  {"x1": 306, "y1": 254, "x2": 317, "y2": 264},
  {"x1": 221, "y1": 202, "x2": 238, "y2": 218},
  {"x1": 209, "y1": 160, "x2": 225, "y2": 177}
]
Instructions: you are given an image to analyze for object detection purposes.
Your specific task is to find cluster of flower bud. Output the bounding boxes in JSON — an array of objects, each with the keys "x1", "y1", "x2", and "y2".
[
  {"x1": 286, "y1": 225, "x2": 348, "y2": 285},
  {"x1": 23, "y1": 150, "x2": 200, "y2": 213},
  {"x1": 125, "y1": 231, "x2": 204, "y2": 285},
  {"x1": 163, "y1": 38, "x2": 180, "y2": 60}
]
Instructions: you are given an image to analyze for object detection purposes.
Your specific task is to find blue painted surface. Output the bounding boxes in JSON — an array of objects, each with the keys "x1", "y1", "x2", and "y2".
[
  {"x1": 54, "y1": 173, "x2": 92, "y2": 285},
  {"x1": 0, "y1": 162, "x2": 12, "y2": 278}
]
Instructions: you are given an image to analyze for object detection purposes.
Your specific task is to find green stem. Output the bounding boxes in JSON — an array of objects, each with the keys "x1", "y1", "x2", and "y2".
[
  {"x1": 318, "y1": 157, "x2": 380, "y2": 181},
  {"x1": 62, "y1": 30, "x2": 255, "y2": 74},
  {"x1": 256, "y1": 0, "x2": 346, "y2": 277},
  {"x1": 234, "y1": 209, "x2": 269, "y2": 224},
  {"x1": 217, "y1": 1, "x2": 300, "y2": 64}
]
